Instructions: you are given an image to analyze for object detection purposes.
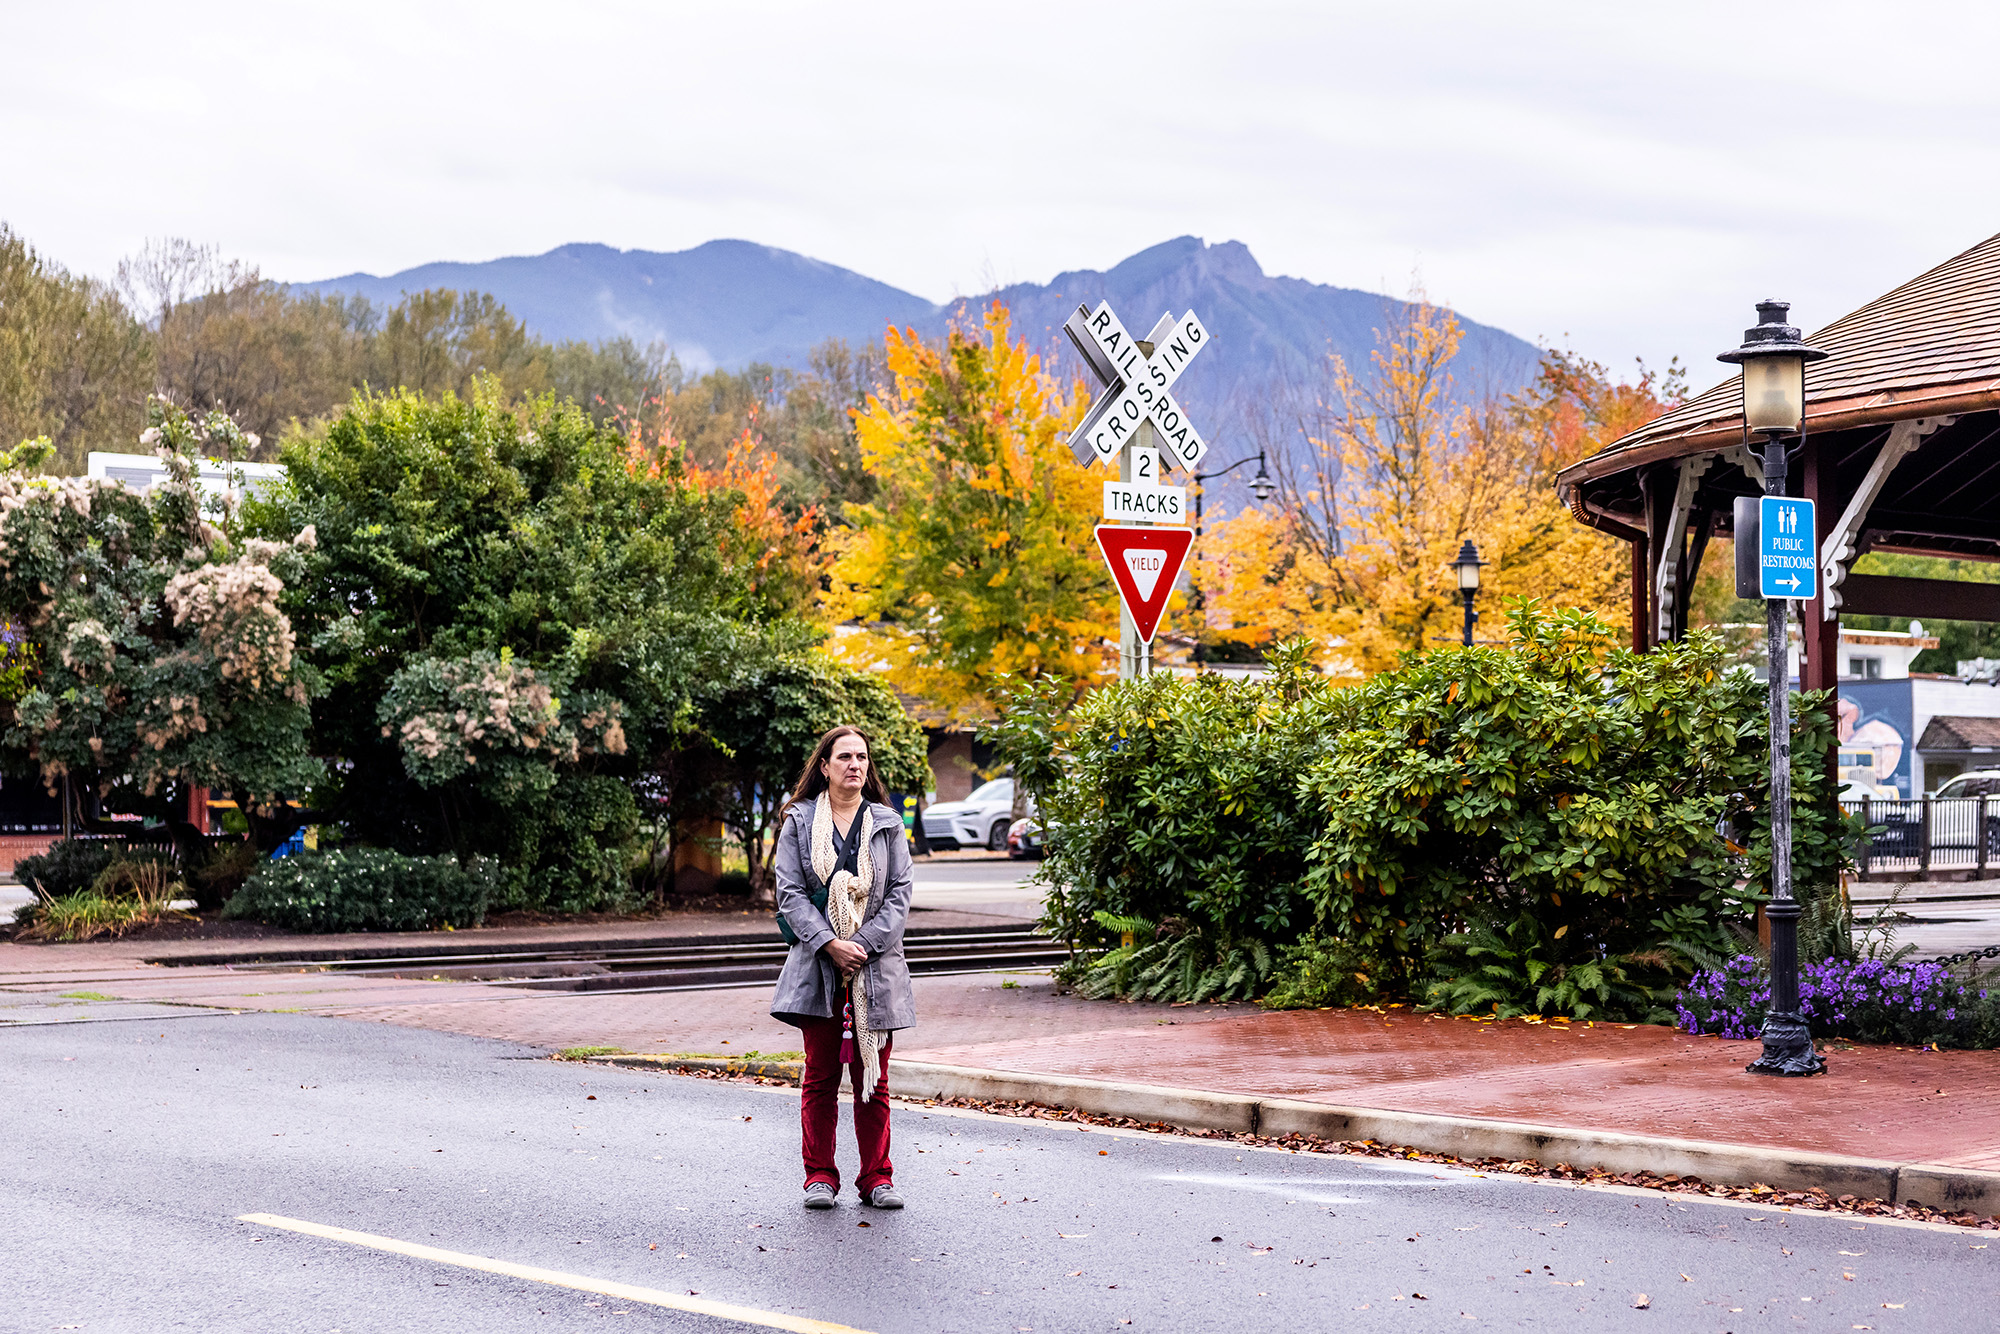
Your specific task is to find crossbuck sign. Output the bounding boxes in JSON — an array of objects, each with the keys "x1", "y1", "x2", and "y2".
[{"x1": 1063, "y1": 302, "x2": 1211, "y2": 471}]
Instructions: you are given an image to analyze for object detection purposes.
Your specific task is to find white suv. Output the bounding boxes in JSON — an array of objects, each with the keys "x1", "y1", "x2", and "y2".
[{"x1": 921, "y1": 778, "x2": 1031, "y2": 852}]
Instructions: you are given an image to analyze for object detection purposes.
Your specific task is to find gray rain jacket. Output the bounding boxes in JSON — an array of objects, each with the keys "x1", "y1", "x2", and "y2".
[{"x1": 768, "y1": 799, "x2": 916, "y2": 1031}]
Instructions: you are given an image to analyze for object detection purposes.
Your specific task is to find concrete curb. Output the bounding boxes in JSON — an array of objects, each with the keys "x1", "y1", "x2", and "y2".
[
  {"x1": 591, "y1": 1053, "x2": 2000, "y2": 1216},
  {"x1": 595, "y1": 1054, "x2": 807, "y2": 1082}
]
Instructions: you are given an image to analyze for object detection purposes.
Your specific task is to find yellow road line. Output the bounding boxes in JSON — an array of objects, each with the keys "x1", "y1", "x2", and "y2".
[{"x1": 236, "y1": 1213, "x2": 875, "y2": 1333}]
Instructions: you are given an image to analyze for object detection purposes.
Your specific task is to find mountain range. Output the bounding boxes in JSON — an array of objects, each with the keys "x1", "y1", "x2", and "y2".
[{"x1": 301, "y1": 237, "x2": 1541, "y2": 500}]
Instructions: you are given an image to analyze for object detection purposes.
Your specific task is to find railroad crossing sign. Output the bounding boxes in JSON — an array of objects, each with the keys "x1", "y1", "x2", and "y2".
[
  {"x1": 1095, "y1": 525, "x2": 1194, "y2": 644},
  {"x1": 1759, "y1": 496, "x2": 1817, "y2": 599},
  {"x1": 1063, "y1": 302, "x2": 1212, "y2": 471}
]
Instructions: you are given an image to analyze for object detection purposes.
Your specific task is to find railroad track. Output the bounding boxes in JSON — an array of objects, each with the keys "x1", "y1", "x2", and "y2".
[{"x1": 229, "y1": 926, "x2": 1066, "y2": 994}]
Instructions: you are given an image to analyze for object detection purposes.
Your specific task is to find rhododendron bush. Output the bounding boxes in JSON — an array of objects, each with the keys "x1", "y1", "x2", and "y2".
[{"x1": 0, "y1": 402, "x2": 320, "y2": 855}]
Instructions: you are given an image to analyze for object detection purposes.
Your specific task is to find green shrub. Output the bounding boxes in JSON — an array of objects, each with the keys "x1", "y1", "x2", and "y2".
[
  {"x1": 997, "y1": 640, "x2": 1331, "y2": 1001},
  {"x1": 188, "y1": 840, "x2": 262, "y2": 910},
  {"x1": 1261, "y1": 937, "x2": 1386, "y2": 1010},
  {"x1": 224, "y1": 848, "x2": 495, "y2": 932},
  {"x1": 1300, "y1": 603, "x2": 1849, "y2": 1000},
  {"x1": 13, "y1": 839, "x2": 121, "y2": 900},
  {"x1": 997, "y1": 602, "x2": 1858, "y2": 1012}
]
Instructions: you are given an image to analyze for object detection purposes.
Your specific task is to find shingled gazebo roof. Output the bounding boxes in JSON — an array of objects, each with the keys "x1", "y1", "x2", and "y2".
[{"x1": 1558, "y1": 230, "x2": 2000, "y2": 558}]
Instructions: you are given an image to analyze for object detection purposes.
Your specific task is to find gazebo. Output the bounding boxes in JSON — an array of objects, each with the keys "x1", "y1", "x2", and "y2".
[{"x1": 1556, "y1": 231, "x2": 2000, "y2": 703}]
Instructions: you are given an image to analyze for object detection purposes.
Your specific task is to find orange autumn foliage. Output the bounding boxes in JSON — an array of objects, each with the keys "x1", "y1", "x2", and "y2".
[{"x1": 617, "y1": 403, "x2": 831, "y2": 618}]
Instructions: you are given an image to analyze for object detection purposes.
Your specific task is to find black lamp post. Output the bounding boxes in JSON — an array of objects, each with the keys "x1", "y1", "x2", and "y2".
[
  {"x1": 1191, "y1": 448, "x2": 1274, "y2": 538},
  {"x1": 1719, "y1": 299, "x2": 1829, "y2": 1079},
  {"x1": 1449, "y1": 540, "x2": 1486, "y2": 646}
]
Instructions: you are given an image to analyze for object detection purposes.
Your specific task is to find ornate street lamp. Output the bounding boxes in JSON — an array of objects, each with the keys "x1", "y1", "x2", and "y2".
[
  {"x1": 1191, "y1": 448, "x2": 1274, "y2": 538},
  {"x1": 1719, "y1": 300, "x2": 1829, "y2": 1078},
  {"x1": 1449, "y1": 540, "x2": 1486, "y2": 647}
]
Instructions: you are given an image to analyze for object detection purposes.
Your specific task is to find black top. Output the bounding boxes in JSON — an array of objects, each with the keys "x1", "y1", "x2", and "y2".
[{"x1": 831, "y1": 806, "x2": 865, "y2": 879}]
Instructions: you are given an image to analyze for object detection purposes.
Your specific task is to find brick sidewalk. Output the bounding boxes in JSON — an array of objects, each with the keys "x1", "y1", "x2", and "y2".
[{"x1": 906, "y1": 1003, "x2": 2000, "y2": 1172}]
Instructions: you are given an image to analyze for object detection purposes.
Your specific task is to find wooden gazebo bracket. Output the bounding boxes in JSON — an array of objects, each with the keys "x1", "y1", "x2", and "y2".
[{"x1": 1821, "y1": 415, "x2": 1956, "y2": 619}]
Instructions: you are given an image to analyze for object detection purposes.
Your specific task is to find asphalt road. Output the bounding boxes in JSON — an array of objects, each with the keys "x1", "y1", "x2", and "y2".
[
  {"x1": 3, "y1": 1003, "x2": 1992, "y2": 1333},
  {"x1": 908, "y1": 854, "x2": 1041, "y2": 922}
]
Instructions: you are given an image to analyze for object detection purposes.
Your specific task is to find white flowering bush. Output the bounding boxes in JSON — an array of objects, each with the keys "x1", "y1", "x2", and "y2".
[
  {"x1": 0, "y1": 400, "x2": 321, "y2": 856},
  {"x1": 374, "y1": 649, "x2": 633, "y2": 908},
  {"x1": 378, "y1": 650, "x2": 626, "y2": 787}
]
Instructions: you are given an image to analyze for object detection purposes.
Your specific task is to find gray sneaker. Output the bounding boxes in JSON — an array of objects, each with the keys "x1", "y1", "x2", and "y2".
[
  {"x1": 864, "y1": 1184, "x2": 904, "y2": 1210},
  {"x1": 803, "y1": 1182, "x2": 837, "y2": 1210}
]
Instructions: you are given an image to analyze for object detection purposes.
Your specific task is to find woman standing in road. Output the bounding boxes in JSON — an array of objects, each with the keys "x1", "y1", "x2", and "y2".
[{"x1": 770, "y1": 725, "x2": 915, "y2": 1210}]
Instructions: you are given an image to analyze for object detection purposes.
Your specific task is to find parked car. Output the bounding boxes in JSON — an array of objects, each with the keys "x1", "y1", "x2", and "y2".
[
  {"x1": 1845, "y1": 770, "x2": 2000, "y2": 862},
  {"x1": 1935, "y1": 770, "x2": 2000, "y2": 803},
  {"x1": 921, "y1": 778, "x2": 1033, "y2": 852},
  {"x1": 1006, "y1": 816, "x2": 1044, "y2": 859}
]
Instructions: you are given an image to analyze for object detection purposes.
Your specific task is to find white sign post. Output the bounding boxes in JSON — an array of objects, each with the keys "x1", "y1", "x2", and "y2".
[{"x1": 1064, "y1": 302, "x2": 1210, "y2": 679}]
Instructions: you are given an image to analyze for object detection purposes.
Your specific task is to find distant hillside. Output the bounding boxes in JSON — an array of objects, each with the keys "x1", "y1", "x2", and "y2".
[
  {"x1": 298, "y1": 236, "x2": 1540, "y2": 505},
  {"x1": 298, "y1": 240, "x2": 938, "y2": 371}
]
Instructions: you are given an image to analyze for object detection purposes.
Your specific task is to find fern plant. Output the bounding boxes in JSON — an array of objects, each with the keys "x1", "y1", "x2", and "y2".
[
  {"x1": 1071, "y1": 911, "x2": 1274, "y2": 1003},
  {"x1": 1424, "y1": 911, "x2": 1677, "y2": 1022}
]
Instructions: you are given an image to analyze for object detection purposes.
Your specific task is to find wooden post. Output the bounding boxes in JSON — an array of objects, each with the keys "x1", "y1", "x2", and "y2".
[
  {"x1": 1630, "y1": 532, "x2": 1650, "y2": 652},
  {"x1": 1800, "y1": 437, "x2": 1842, "y2": 795}
]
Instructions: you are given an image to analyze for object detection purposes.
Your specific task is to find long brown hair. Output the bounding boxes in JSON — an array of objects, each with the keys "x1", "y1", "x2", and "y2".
[{"x1": 780, "y1": 725, "x2": 891, "y2": 824}]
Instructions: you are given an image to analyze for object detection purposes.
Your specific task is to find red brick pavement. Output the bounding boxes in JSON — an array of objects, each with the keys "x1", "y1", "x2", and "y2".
[{"x1": 910, "y1": 1006, "x2": 2000, "y2": 1172}]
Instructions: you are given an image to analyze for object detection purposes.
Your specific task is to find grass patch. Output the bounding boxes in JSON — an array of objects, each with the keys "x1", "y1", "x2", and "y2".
[
  {"x1": 59, "y1": 990, "x2": 115, "y2": 1001},
  {"x1": 743, "y1": 1050, "x2": 803, "y2": 1061},
  {"x1": 554, "y1": 1046, "x2": 625, "y2": 1061}
]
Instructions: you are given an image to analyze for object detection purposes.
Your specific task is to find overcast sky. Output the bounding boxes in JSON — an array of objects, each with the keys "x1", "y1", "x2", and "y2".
[{"x1": 7, "y1": 0, "x2": 1999, "y2": 389}]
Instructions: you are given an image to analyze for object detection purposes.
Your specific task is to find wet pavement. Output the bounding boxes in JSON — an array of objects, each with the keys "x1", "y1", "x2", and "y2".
[
  {"x1": 7, "y1": 1008, "x2": 1994, "y2": 1334},
  {"x1": 5, "y1": 855, "x2": 2000, "y2": 1178}
]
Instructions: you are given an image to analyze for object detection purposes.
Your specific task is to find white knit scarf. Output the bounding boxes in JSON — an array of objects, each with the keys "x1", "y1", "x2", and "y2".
[{"x1": 810, "y1": 793, "x2": 881, "y2": 1100}]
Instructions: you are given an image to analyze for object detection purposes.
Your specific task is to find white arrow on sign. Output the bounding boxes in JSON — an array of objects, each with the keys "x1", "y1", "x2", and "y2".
[
  {"x1": 1063, "y1": 302, "x2": 1211, "y2": 471},
  {"x1": 1778, "y1": 575, "x2": 1802, "y2": 591}
]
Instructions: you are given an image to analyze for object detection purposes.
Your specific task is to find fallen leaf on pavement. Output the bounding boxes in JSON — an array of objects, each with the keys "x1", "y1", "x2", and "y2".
[
  {"x1": 1632, "y1": 1294, "x2": 1649, "y2": 1309},
  {"x1": 1840, "y1": 1250, "x2": 1866, "y2": 1256},
  {"x1": 1680, "y1": 1273, "x2": 1692, "y2": 1282},
  {"x1": 1883, "y1": 1304, "x2": 1904, "y2": 1309},
  {"x1": 1411, "y1": 1292, "x2": 1428, "y2": 1300}
]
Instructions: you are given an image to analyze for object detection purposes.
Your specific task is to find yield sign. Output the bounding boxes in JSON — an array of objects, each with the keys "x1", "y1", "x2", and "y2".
[{"x1": 1095, "y1": 524, "x2": 1193, "y2": 644}]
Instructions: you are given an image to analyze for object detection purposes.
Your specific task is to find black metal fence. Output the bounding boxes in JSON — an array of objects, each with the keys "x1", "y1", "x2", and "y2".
[{"x1": 1842, "y1": 795, "x2": 2000, "y2": 879}]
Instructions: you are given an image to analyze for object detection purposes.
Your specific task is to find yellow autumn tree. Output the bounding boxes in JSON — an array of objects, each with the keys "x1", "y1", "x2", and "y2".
[
  {"x1": 1192, "y1": 299, "x2": 1680, "y2": 676},
  {"x1": 828, "y1": 303, "x2": 1107, "y2": 721}
]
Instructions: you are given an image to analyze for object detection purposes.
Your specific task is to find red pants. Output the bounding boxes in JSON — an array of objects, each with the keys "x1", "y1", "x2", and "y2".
[{"x1": 798, "y1": 1014, "x2": 893, "y2": 1195}]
